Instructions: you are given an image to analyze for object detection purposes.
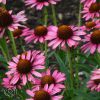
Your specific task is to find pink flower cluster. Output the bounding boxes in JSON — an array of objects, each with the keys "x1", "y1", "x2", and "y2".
[
  {"x1": 0, "y1": 0, "x2": 100, "y2": 99},
  {"x1": 80, "y1": 0, "x2": 100, "y2": 54},
  {"x1": 81, "y1": 0, "x2": 99, "y2": 20},
  {"x1": 2, "y1": 50, "x2": 66, "y2": 99},
  {"x1": 87, "y1": 68, "x2": 100, "y2": 92},
  {"x1": 0, "y1": 7, "x2": 27, "y2": 38},
  {"x1": 21, "y1": 25, "x2": 85, "y2": 49},
  {"x1": 0, "y1": 0, "x2": 6, "y2": 4},
  {"x1": 25, "y1": 0, "x2": 61, "y2": 10},
  {"x1": 26, "y1": 69, "x2": 66, "y2": 100}
]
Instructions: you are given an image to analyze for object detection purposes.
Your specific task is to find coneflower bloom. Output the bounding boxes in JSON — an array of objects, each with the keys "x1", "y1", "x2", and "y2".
[
  {"x1": 34, "y1": 69, "x2": 66, "y2": 91},
  {"x1": 6, "y1": 50, "x2": 45, "y2": 85},
  {"x1": 81, "y1": 0, "x2": 96, "y2": 6},
  {"x1": 87, "y1": 68, "x2": 100, "y2": 92},
  {"x1": 25, "y1": 0, "x2": 60, "y2": 10},
  {"x1": 80, "y1": 20, "x2": 100, "y2": 31},
  {"x1": 26, "y1": 84, "x2": 63, "y2": 100},
  {"x1": 0, "y1": 7, "x2": 27, "y2": 38},
  {"x1": 12, "y1": 28, "x2": 24, "y2": 38},
  {"x1": 81, "y1": 29, "x2": 100, "y2": 54},
  {"x1": 46, "y1": 25, "x2": 86, "y2": 49},
  {"x1": 0, "y1": 0, "x2": 6, "y2": 4},
  {"x1": 2, "y1": 75, "x2": 23, "y2": 90},
  {"x1": 6, "y1": 28, "x2": 26, "y2": 42},
  {"x1": 82, "y1": 2, "x2": 100, "y2": 20},
  {"x1": 22, "y1": 26, "x2": 51, "y2": 43}
]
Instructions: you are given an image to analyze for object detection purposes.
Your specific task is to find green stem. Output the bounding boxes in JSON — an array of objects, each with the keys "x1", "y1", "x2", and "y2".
[
  {"x1": 96, "y1": 53, "x2": 100, "y2": 65},
  {"x1": 66, "y1": 47, "x2": 74, "y2": 90},
  {"x1": 75, "y1": 1, "x2": 82, "y2": 88},
  {"x1": 8, "y1": 31, "x2": 17, "y2": 56},
  {"x1": 0, "y1": 37, "x2": 10, "y2": 61},
  {"x1": 75, "y1": 61, "x2": 80, "y2": 88},
  {"x1": 44, "y1": 7, "x2": 48, "y2": 67},
  {"x1": 51, "y1": 5, "x2": 57, "y2": 25},
  {"x1": 19, "y1": 38, "x2": 25, "y2": 52},
  {"x1": 44, "y1": 7, "x2": 48, "y2": 26},
  {"x1": 0, "y1": 45, "x2": 8, "y2": 61},
  {"x1": 78, "y1": 1, "x2": 82, "y2": 27},
  {"x1": 44, "y1": 7, "x2": 48, "y2": 56},
  {"x1": 45, "y1": 41, "x2": 48, "y2": 56}
]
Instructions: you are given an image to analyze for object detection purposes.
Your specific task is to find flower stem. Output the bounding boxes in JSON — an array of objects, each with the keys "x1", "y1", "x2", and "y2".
[
  {"x1": 19, "y1": 38, "x2": 25, "y2": 52},
  {"x1": 51, "y1": 5, "x2": 57, "y2": 25},
  {"x1": 66, "y1": 47, "x2": 74, "y2": 90},
  {"x1": 44, "y1": 7, "x2": 48, "y2": 26},
  {"x1": 0, "y1": 37, "x2": 10, "y2": 61},
  {"x1": 8, "y1": 30, "x2": 17, "y2": 56},
  {"x1": 78, "y1": 1, "x2": 82, "y2": 27},
  {"x1": 44, "y1": 7, "x2": 48, "y2": 53},
  {"x1": 75, "y1": 1, "x2": 82, "y2": 88},
  {"x1": 0, "y1": 45, "x2": 8, "y2": 61},
  {"x1": 44, "y1": 7, "x2": 48, "y2": 67},
  {"x1": 96, "y1": 53, "x2": 100, "y2": 65}
]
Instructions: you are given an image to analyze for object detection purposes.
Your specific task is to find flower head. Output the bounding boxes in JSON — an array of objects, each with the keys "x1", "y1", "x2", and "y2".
[
  {"x1": 22, "y1": 26, "x2": 51, "y2": 43},
  {"x1": 25, "y1": 0, "x2": 60, "y2": 10},
  {"x1": 6, "y1": 50, "x2": 45, "y2": 85},
  {"x1": 87, "y1": 68, "x2": 100, "y2": 92},
  {"x1": 2, "y1": 75, "x2": 23, "y2": 90},
  {"x1": 46, "y1": 25, "x2": 85, "y2": 49},
  {"x1": 34, "y1": 69, "x2": 66, "y2": 91},
  {"x1": 81, "y1": 0, "x2": 96, "y2": 7},
  {"x1": 82, "y1": 2, "x2": 100, "y2": 20},
  {"x1": 80, "y1": 20, "x2": 100, "y2": 31},
  {"x1": 0, "y1": 0, "x2": 6, "y2": 4},
  {"x1": 26, "y1": 84, "x2": 63, "y2": 100},
  {"x1": 0, "y1": 7, "x2": 27, "y2": 38},
  {"x1": 6, "y1": 28, "x2": 27, "y2": 43},
  {"x1": 81, "y1": 29, "x2": 100, "y2": 54}
]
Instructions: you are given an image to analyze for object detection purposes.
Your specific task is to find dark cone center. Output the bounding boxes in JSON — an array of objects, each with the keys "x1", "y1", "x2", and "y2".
[
  {"x1": 57, "y1": 25, "x2": 73, "y2": 40},
  {"x1": 34, "y1": 26, "x2": 48, "y2": 37},
  {"x1": 13, "y1": 29, "x2": 22, "y2": 37},
  {"x1": 38, "y1": 0, "x2": 48, "y2": 2},
  {"x1": 85, "y1": 21, "x2": 96, "y2": 29},
  {"x1": 34, "y1": 90, "x2": 51, "y2": 100},
  {"x1": 94, "y1": 79, "x2": 100, "y2": 85},
  {"x1": 17, "y1": 59, "x2": 32, "y2": 74},
  {"x1": 89, "y1": 3, "x2": 100, "y2": 13},
  {"x1": 41, "y1": 75, "x2": 55, "y2": 87},
  {"x1": 0, "y1": 7, "x2": 13, "y2": 27},
  {"x1": 90, "y1": 30, "x2": 100, "y2": 44}
]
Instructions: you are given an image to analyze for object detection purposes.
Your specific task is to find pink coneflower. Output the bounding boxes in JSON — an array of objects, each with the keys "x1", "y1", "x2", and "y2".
[
  {"x1": 80, "y1": 20, "x2": 100, "y2": 31},
  {"x1": 46, "y1": 25, "x2": 86, "y2": 49},
  {"x1": 0, "y1": 7, "x2": 27, "y2": 38},
  {"x1": 26, "y1": 84, "x2": 63, "y2": 100},
  {"x1": 87, "y1": 68, "x2": 100, "y2": 92},
  {"x1": 12, "y1": 28, "x2": 24, "y2": 38},
  {"x1": 81, "y1": 29, "x2": 100, "y2": 54},
  {"x1": 82, "y1": 2, "x2": 100, "y2": 20},
  {"x1": 22, "y1": 26, "x2": 51, "y2": 43},
  {"x1": 34, "y1": 69, "x2": 66, "y2": 91},
  {"x1": 25, "y1": 0, "x2": 60, "y2": 10},
  {"x1": 2, "y1": 75, "x2": 23, "y2": 90},
  {"x1": 6, "y1": 28, "x2": 28, "y2": 42},
  {"x1": 6, "y1": 50, "x2": 45, "y2": 85},
  {"x1": 0, "y1": 0, "x2": 6, "y2": 4},
  {"x1": 81, "y1": 0, "x2": 96, "y2": 6}
]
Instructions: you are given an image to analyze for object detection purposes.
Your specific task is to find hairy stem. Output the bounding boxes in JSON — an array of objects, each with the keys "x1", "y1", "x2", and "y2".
[
  {"x1": 51, "y1": 5, "x2": 57, "y2": 25},
  {"x1": 67, "y1": 47, "x2": 74, "y2": 90},
  {"x1": 8, "y1": 31, "x2": 17, "y2": 56},
  {"x1": 0, "y1": 37, "x2": 10, "y2": 61}
]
